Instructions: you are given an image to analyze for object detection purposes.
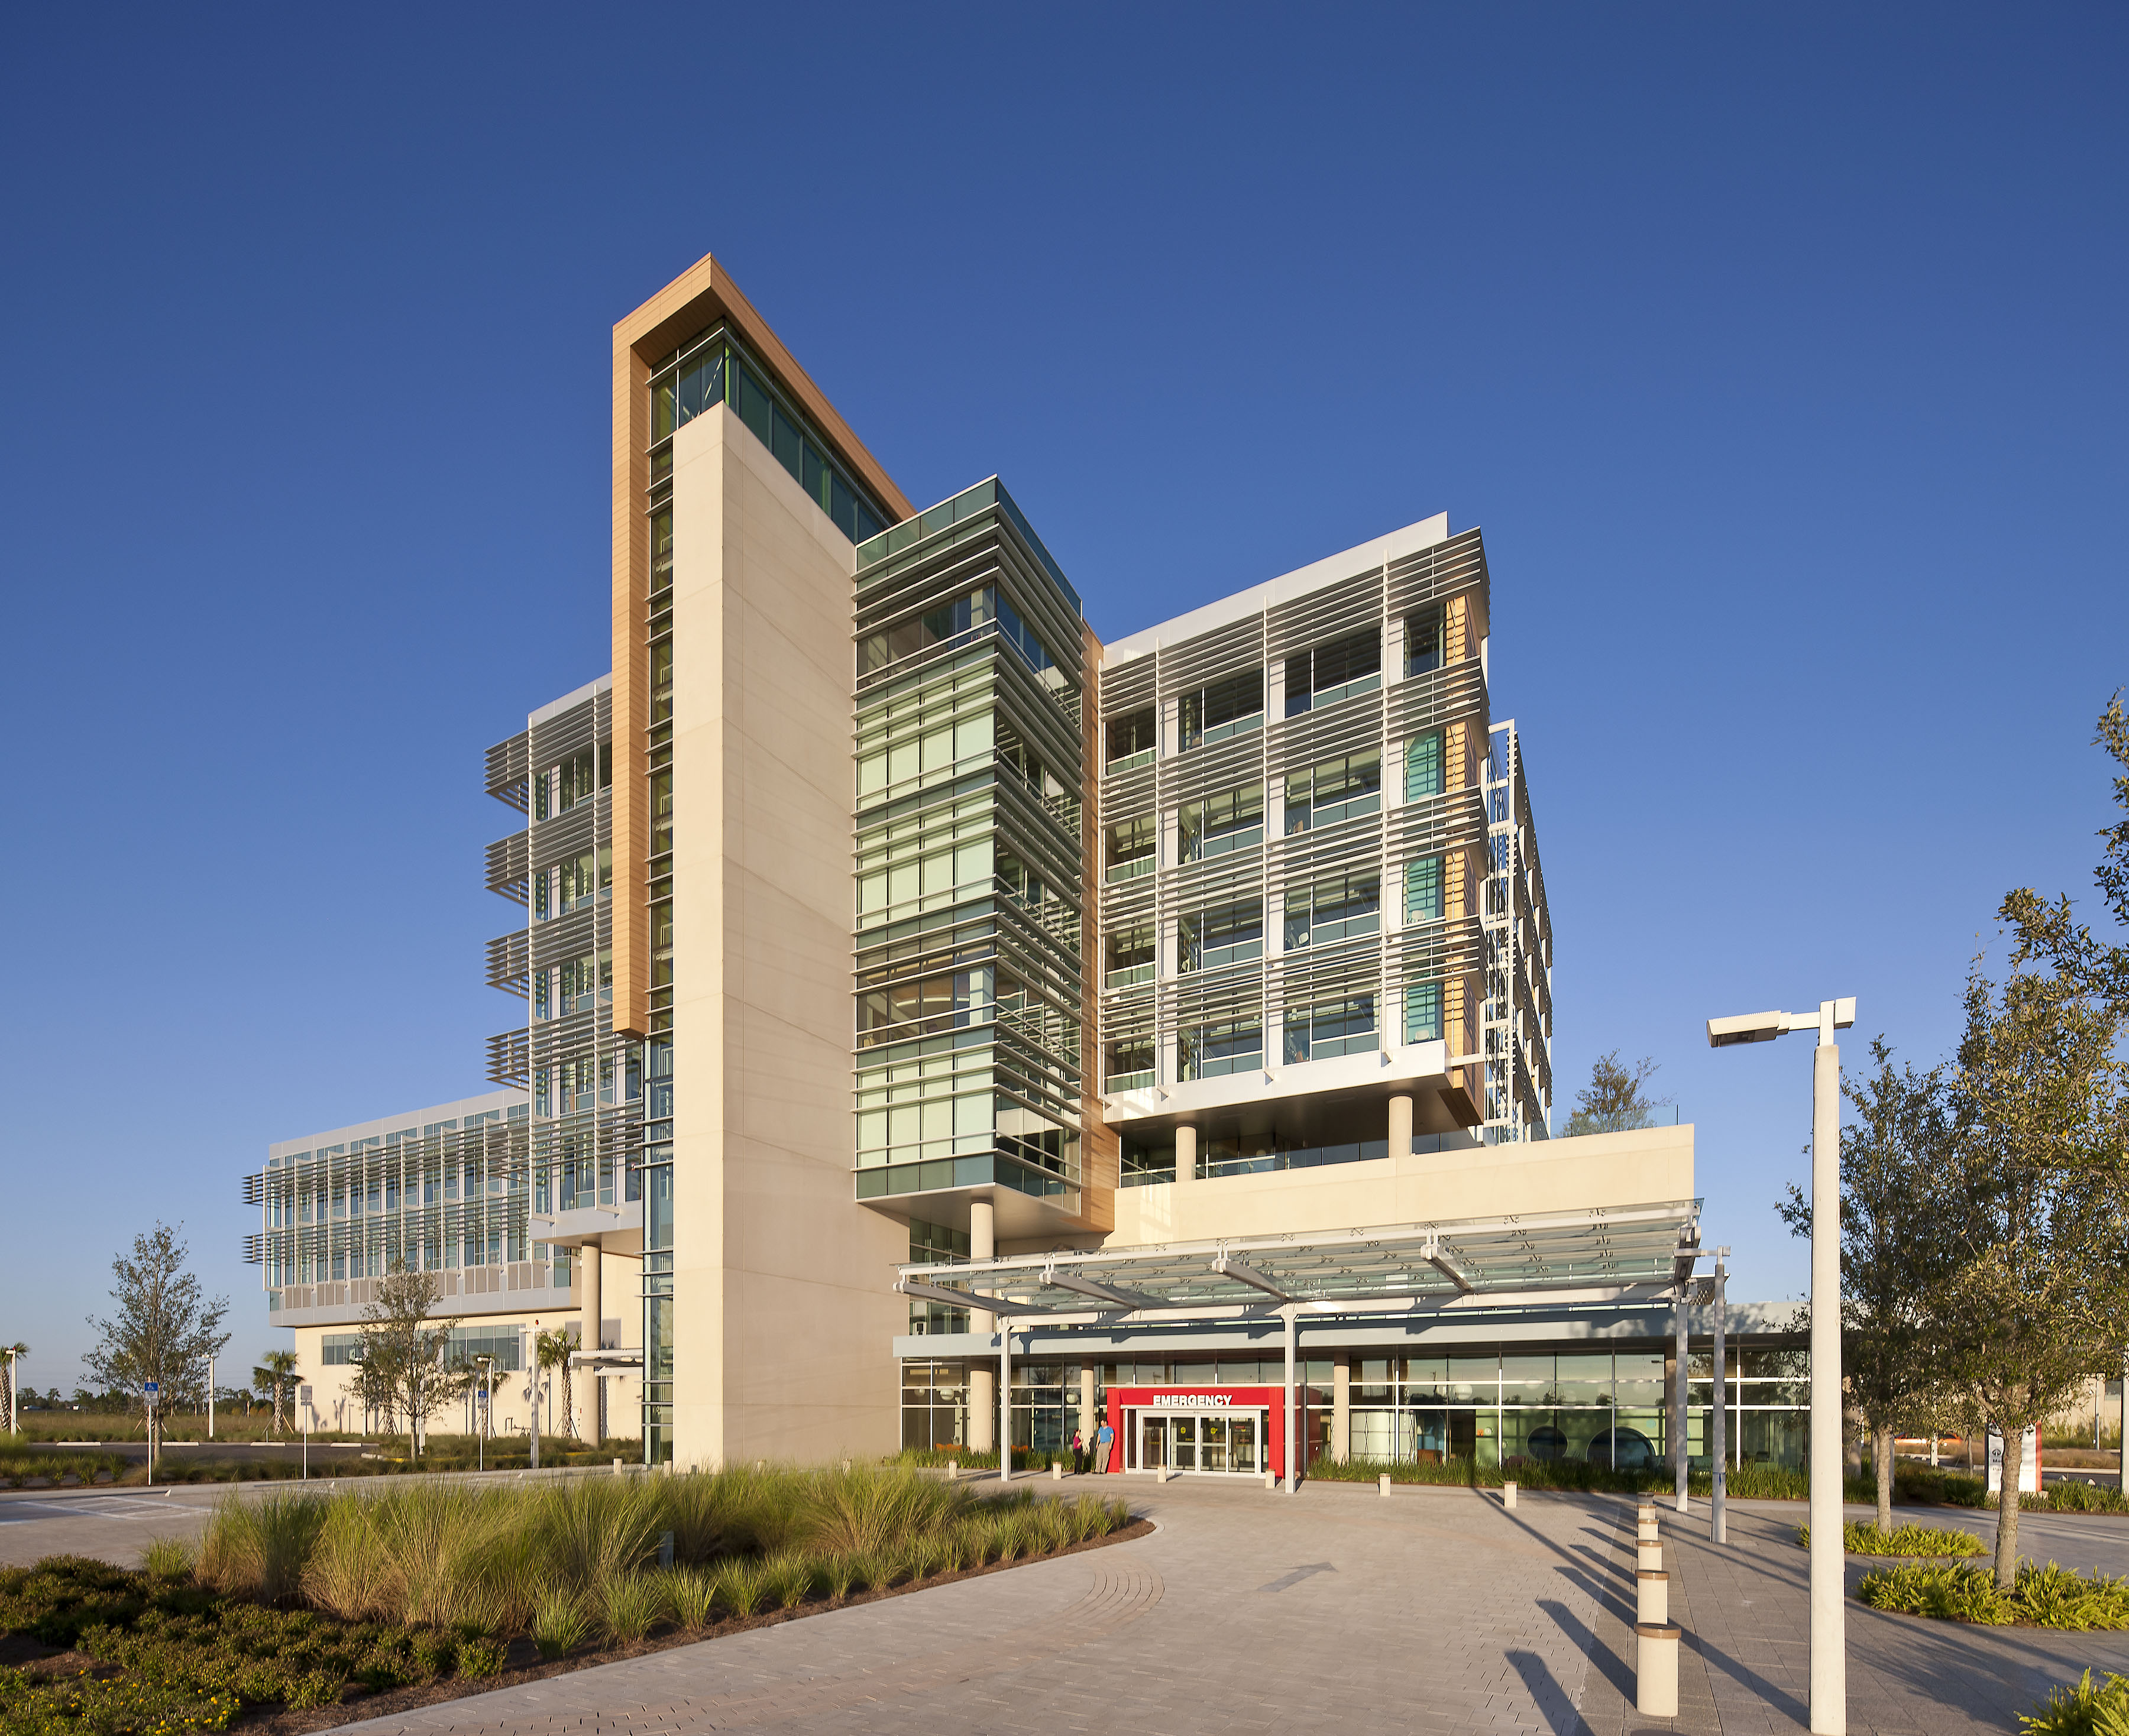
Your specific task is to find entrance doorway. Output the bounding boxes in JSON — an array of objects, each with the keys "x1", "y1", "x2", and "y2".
[{"x1": 1128, "y1": 1407, "x2": 1267, "y2": 1475}]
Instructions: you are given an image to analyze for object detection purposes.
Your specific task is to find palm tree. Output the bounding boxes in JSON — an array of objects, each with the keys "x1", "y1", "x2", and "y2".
[
  {"x1": 2, "y1": 1343, "x2": 28, "y2": 1433},
  {"x1": 534, "y1": 1328, "x2": 576, "y2": 1442},
  {"x1": 251, "y1": 1350, "x2": 299, "y2": 1440}
]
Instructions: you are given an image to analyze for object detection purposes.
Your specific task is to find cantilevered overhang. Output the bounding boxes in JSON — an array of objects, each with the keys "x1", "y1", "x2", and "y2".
[
  {"x1": 1101, "y1": 1039, "x2": 1478, "y2": 1139},
  {"x1": 529, "y1": 1200, "x2": 643, "y2": 1254},
  {"x1": 894, "y1": 1199, "x2": 1700, "y2": 1320}
]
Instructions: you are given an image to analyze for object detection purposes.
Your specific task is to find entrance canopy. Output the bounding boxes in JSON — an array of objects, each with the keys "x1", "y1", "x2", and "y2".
[{"x1": 895, "y1": 1200, "x2": 1701, "y2": 1320}]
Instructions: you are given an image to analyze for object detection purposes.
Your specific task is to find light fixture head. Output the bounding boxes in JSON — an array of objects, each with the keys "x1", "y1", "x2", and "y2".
[{"x1": 1706, "y1": 1011, "x2": 1785, "y2": 1047}]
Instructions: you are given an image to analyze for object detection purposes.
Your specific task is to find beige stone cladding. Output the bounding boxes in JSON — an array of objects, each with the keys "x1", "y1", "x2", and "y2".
[
  {"x1": 1107, "y1": 1123, "x2": 1693, "y2": 1248},
  {"x1": 668, "y1": 398, "x2": 905, "y2": 1470}
]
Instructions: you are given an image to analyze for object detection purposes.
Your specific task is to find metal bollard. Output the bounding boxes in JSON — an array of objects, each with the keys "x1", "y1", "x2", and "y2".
[
  {"x1": 1502, "y1": 1480, "x2": 1518, "y2": 1510},
  {"x1": 1636, "y1": 1569, "x2": 1669, "y2": 1626},
  {"x1": 1635, "y1": 1622, "x2": 1681, "y2": 1716},
  {"x1": 1379, "y1": 1473, "x2": 1392, "y2": 1497},
  {"x1": 1637, "y1": 1537, "x2": 1663, "y2": 1573}
]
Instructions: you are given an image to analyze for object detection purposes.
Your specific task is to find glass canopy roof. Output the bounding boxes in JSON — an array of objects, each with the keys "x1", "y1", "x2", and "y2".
[{"x1": 895, "y1": 1200, "x2": 1701, "y2": 1317}]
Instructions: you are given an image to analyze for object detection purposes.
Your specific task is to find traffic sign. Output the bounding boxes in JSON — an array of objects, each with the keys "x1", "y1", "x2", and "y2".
[{"x1": 143, "y1": 1381, "x2": 158, "y2": 1401}]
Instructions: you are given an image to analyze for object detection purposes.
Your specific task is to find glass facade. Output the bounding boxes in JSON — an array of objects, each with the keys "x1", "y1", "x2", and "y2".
[
  {"x1": 850, "y1": 479, "x2": 1089, "y2": 1213},
  {"x1": 899, "y1": 1346, "x2": 1808, "y2": 1472}
]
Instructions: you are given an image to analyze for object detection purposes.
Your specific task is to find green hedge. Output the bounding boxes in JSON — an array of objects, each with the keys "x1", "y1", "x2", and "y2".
[{"x1": 1859, "y1": 1560, "x2": 2129, "y2": 1629}]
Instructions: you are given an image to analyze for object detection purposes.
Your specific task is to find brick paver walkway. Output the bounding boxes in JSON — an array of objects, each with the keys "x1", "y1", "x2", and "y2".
[
  {"x1": 24, "y1": 1474, "x2": 2129, "y2": 1736},
  {"x1": 317, "y1": 1478, "x2": 2129, "y2": 1736}
]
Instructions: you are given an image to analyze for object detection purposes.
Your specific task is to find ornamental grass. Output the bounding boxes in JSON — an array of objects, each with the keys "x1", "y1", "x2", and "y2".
[
  {"x1": 1795, "y1": 1520, "x2": 1985, "y2": 1556},
  {"x1": 0, "y1": 1466, "x2": 1134, "y2": 1730}
]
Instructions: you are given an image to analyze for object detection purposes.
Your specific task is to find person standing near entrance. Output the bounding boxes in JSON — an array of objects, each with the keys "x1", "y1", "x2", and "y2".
[
  {"x1": 1070, "y1": 1429, "x2": 1086, "y2": 1474},
  {"x1": 1095, "y1": 1418, "x2": 1114, "y2": 1473}
]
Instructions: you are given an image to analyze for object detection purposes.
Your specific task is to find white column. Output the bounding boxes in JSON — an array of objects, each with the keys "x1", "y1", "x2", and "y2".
[
  {"x1": 1332, "y1": 1352, "x2": 1351, "y2": 1463},
  {"x1": 579, "y1": 1243, "x2": 602, "y2": 1442},
  {"x1": 1080, "y1": 1364, "x2": 1097, "y2": 1463},
  {"x1": 1283, "y1": 1307, "x2": 1299, "y2": 1494},
  {"x1": 1387, "y1": 1093, "x2": 1414, "y2": 1160},
  {"x1": 1174, "y1": 1125, "x2": 1198, "y2": 1187},
  {"x1": 1711, "y1": 1254, "x2": 1727, "y2": 1544},
  {"x1": 1674, "y1": 1288, "x2": 1690, "y2": 1512},
  {"x1": 1810, "y1": 1038, "x2": 1847, "y2": 1735},
  {"x1": 999, "y1": 1318, "x2": 1012, "y2": 1484},
  {"x1": 968, "y1": 1199, "x2": 995, "y2": 1456}
]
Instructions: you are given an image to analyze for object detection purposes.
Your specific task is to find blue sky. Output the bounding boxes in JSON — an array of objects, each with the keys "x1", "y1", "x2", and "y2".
[{"x1": 2, "y1": 5, "x2": 2123, "y2": 1392}]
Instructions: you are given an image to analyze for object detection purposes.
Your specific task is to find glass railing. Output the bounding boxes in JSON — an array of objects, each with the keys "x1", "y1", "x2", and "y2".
[
  {"x1": 1105, "y1": 963, "x2": 1154, "y2": 990},
  {"x1": 1106, "y1": 856, "x2": 1154, "y2": 884}
]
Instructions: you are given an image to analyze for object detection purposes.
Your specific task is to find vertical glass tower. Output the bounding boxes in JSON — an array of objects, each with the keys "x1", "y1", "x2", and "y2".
[{"x1": 849, "y1": 480, "x2": 1091, "y2": 1224}]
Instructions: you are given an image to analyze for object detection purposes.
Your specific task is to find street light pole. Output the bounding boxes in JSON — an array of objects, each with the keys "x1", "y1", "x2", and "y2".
[{"x1": 1709, "y1": 996, "x2": 1854, "y2": 1736}]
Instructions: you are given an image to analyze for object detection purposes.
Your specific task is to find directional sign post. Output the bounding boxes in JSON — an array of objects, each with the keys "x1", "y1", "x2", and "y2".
[
  {"x1": 297, "y1": 1385, "x2": 313, "y2": 1481},
  {"x1": 143, "y1": 1382, "x2": 159, "y2": 1485}
]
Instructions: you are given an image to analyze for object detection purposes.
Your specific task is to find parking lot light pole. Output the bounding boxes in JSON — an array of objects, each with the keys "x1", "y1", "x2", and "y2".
[{"x1": 1709, "y1": 997, "x2": 1854, "y2": 1736}]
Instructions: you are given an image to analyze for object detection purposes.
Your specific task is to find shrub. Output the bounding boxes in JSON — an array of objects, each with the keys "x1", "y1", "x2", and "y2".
[
  {"x1": 660, "y1": 1567, "x2": 718, "y2": 1630},
  {"x1": 531, "y1": 1587, "x2": 593, "y2": 1659},
  {"x1": 196, "y1": 1491, "x2": 326, "y2": 1605},
  {"x1": 0, "y1": 1663, "x2": 241, "y2": 1734},
  {"x1": 2022, "y1": 1670, "x2": 2129, "y2": 1736},
  {"x1": 762, "y1": 1552, "x2": 815, "y2": 1611},
  {"x1": 600, "y1": 1573, "x2": 666, "y2": 1644},
  {"x1": 452, "y1": 1635, "x2": 506, "y2": 1678},
  {"x1": 1859, "y1": 1560, "x2": 2129, "y2": 1629},
  {"x1": 138, "y1": 1537, "x2": 196, "y2": 1580},
  {"x1": 711, "y1": 1558, "x2": 766, "y2": 1617},
  {"x1": 1797, "y1": 1520, "x2": 1985, "y2": 1557}
]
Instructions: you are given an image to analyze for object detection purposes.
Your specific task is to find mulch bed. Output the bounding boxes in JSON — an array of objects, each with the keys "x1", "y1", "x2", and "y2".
[{"x1": 115, "y1": 1516, "x2": 1153, "y2": 1735}]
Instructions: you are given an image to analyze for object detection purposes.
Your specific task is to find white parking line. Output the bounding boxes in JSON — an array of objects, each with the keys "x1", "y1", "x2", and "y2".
[{"x1": 0, "y1": 1498, "x2": 212, "y2": 1524}]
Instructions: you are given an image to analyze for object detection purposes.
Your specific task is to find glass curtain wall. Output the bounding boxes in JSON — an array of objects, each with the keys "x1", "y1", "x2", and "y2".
[{"x1": 851, "y1": 480, "x2": 1089, "y2": 1210}]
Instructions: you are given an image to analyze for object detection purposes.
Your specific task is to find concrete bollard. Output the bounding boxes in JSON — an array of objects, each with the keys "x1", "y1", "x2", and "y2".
[
  {"x1": 1636, "y1": 1569, "x2": 1669, "y2": 1626},
  {"x1": 1635, "y1": 1622, "x2": 1681, "y2": 1716},
  {"x1": 1379, "y1": 1473, "x2": 1392, "y2": 1497},
  {"x1": 1264, "y1": 1472, "x2": 1277, "y2": 1490},
  {"x1": 1156, "y1": 1464, "x2": 1171, "y2": 1484},
  {"x1": 1637, "y1": 1538, "x2": 1663, "y2": 1573},
  {"x1": 946, "y1": 1459, "x2": 958, "y2": 1479},
  {"x1": 842, "y1": 1459, "x2": 852, "y2": 1473},
  {"x1": 1502, "y1": 1481, "x2": 1518, "y2": 1510},
  {"x1": 755, "y1": 1460, "x2": 765, "y2": 1475},
  {"x1": 1051, "y1": 1460, "x2": 1063, "y2": 1481},
  {"x1": 612, "y1": 1458, "x2": 623, "y2": 1477},
  {"x1": 1638, "y1": 1515, "x2": 1660, "y2": 1543}
]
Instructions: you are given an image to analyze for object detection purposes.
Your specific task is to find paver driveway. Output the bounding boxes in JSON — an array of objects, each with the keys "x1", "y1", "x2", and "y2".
[{"x1": 315, "y1": 1477, "x2": 2129, "y2": 1736}]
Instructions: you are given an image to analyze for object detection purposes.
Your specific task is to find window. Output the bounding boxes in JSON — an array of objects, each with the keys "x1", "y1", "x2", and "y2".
[
  {"x1": 1105, "y1": 1034, "x2": 1155, "y2": 1092},
  {"x1": 1284, "y1": 629, "x2": 1381, "y2": 717},
  {"x1": 1284, "y1": 873, "x2": 1380, "y2": 949},
  {"x1": 1178, "y1": 1016, "x2": 1263, "y2": 1080},
  {"x1": 1404, "y1": 982, "x2": 1444, "y2": 1044},
  {"x1": 858, "y1": 585, "x2": 1057, "y2": 686},
  {"x1": 1405, "y1": 856, "x2": 1443, "y2": 922},
  {"x1": 1180, "y1": 898, "x2": 1264, "y2": 971},
  {"x1": 538, "y1": 748, "x2": 601, "y2": 820},
  {"x1": 649, "y1": 769, "x2": 673, "y2": 855},
  {"x1": 1283, "y1": 995, "x2": 1378, "y2": 1063},
  {"x1": 1105, "y1": 923, "x2": 1154, "y2": 989},
  {"x1": 1405, "y1": 607, "x2": 1442, "y2": 677},
  {"x1": 856, "y1": 967, "x2": 995, "y2": 1048},
  {"x1": 1405, "y1": 731, "x2": 1443, "y2": 801},
  {"x1": 1107, "y1": 707, "x2": 1156, "y2": 770},
  {"x1": 1106, "y1": 814, "x2": 1156, "y2": 882},
  {"x1": 1284, "y1": 750, "x2": 1381, "y2": 833},
  {"x1": 1179, "y1": 668, "x2": 1264, "y2": 749},
  {"x1": 1178, "y1": 783, "x2": 1264, "y2": 862}
]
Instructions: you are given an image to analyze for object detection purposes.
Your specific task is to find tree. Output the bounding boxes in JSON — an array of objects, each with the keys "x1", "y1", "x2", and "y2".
[
  {"x1": 1933, "y1": 954, "x2": 2129, "y2": 1589},
  {"x1": 83, "y1": 1224, "x2": 231, "y2": 1461},
  {"x1": 535, "y1": 1327, "x2": 577, "y2": 1440},
  {"x1": 2001, "y1": 693, "x2": 2129, "y2": 1013},
  {"x1": 1778, "y1": 1041, "x2": 1956, "y2": 1533},
  {"x1": 251, "y1": 1350, "x2": 299, "y2": 1439},
  {"x1": 1562, "y1": 1051, "x2": 1671, "y2": 1136},
  {"x1": 354, "y1": 1262, "x2": 459, "y2": 1459}
]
